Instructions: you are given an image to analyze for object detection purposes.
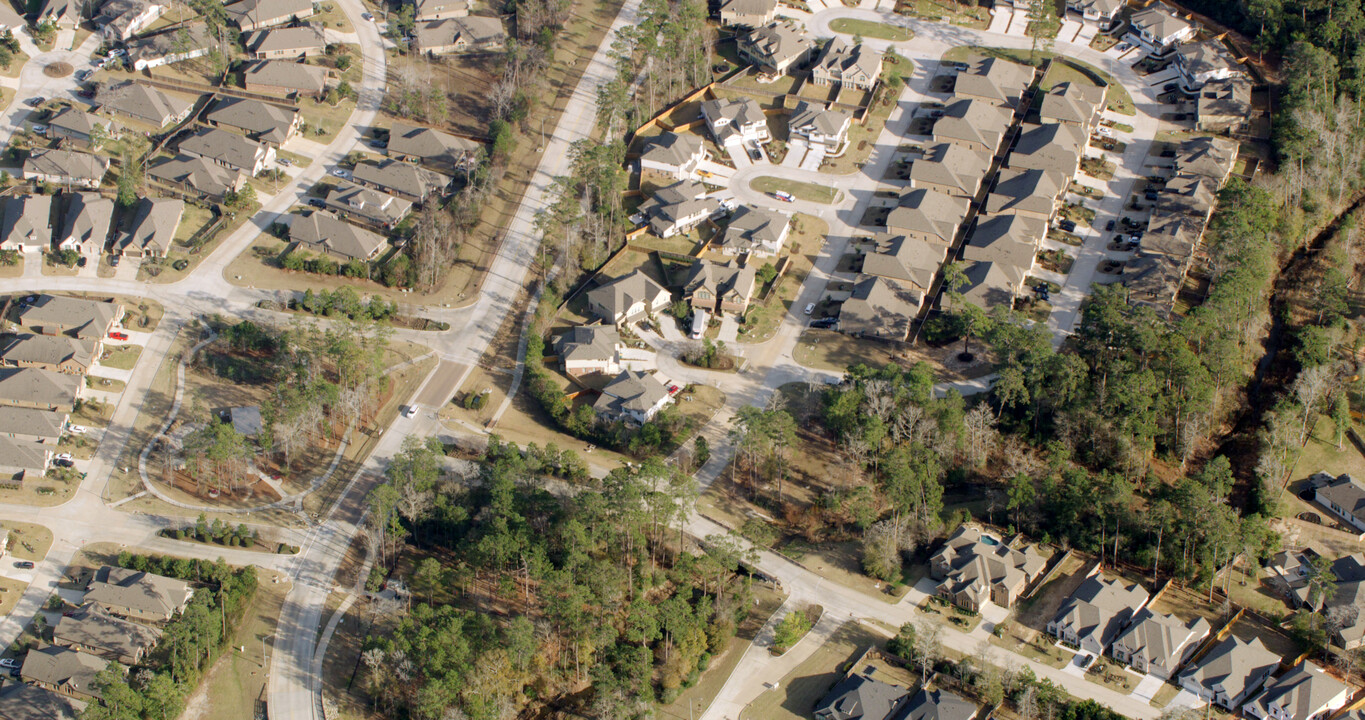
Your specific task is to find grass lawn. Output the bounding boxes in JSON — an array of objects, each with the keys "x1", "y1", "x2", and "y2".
[
  {"x1": 0, "y1": 255, "x2": 21, "y2": 278},
  {"x1": 820, "y1": 82, "x2": 900, "y2": 175},
  {"x1": 100, "y1": 344, "x2": 142, "y2": 371},
  {"x1": 1085, "y1": 659, "x2": 1138, "y2": 692},
  {"x1": 311, "y1": 1, "x2": 351, "y2": 30},
  {"x1": 1150, "y1": 680, "x2": 1183, "y2": 708},
  {"x1": 86, "y1": 376, "x2": 126, "y2": 393},
  {"x1": 750, "y1": 176, "x2": 841, "y2": 204},
  {"x1": 142, "y1": 201, "x2": 259, "y2": 284},
  {"x1": 898, "y1": 0, "x2": 989, "y2": 27},
  {"x1": 0, "y1": 576, "x2": 26, "y2": 617},
  {"x1": 0, "y1": 49, "x2": 29, "y2": 79},
  {"x1": 945, "y1": 47, "x2": 1136, "y2": 116},
  {"x1": 4, "y1": 522, "x2": 53, "y2": 562},
  {"x1": 740, "y1": 621, "x2": 887, "y2": 720},
  {"x1": 300, "y1": 97, "x2": 357, "y2": 144},
  {"x1": 190, "y1": 572, "x2": 290, "y2": 720},
  {"x1": 736, "y1": 215, "x2": 827, "y2": 342},
  {"x1": 829, "y1": 17, "x2": 914, "y2": 41}
]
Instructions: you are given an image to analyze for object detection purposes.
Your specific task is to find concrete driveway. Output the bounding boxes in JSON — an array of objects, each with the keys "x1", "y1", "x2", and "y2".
[{"x1": 1131, "y1": 673, "x2": 1166, "y2": 703}]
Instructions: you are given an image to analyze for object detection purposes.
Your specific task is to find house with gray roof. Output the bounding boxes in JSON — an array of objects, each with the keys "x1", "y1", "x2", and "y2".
[
  {"x1": 115, "y1": 197, "x2": 182, "y2": 258},
  {"x1": 289, "y1": 211, "x2": 388, "y2": 261},
  {"x1": 55, "y1": 603, "x2": 162, "y2": 664},
  {"x1": 179, "y1": 127, "x2": 275, "y2": 177},
  {"x1": 639, "y1": 132, "x2": 707, "y2": 180},
  {"x1": 0, "y1": 434, "x2": 52, "y2": 483},
  {"x1": 242, "y1": 60, "x2": 330, "y2": 99},
  {"x1": 839, "y1": 275, "x2": 920, "y2": 341},
  {"x1": 46, "y1": 107, "x2": 117, "y2": 150},
  {"x1": 387, "y1": 123, "x2": 481, "y2": 172},
  {"x1": 1128, "y1": 3, "x2": 1195, "y2": 52},
  {"x1": 0, "y1": 194, "x2": 53, "y2": 253},
  {"x1": 1008, "y1": 122, "x2": 1087, "y2": 180},
  {"x1": 1297, "y1": 553, "x2": 1365, "y2": 648},
  {"x1": 411, "y1": 0, "x2": 469, "y2": 21},
  {"x1": 684, "y1": 259, "x2": 756, "y2": 315},
  {"x1": 351, "y1": 158, "x2": 453, "y2": 204},
  {"x1": 1068, "y1": 0, "x2": 1124, "y2": 25},
  {"x1": 986, "y1": 168, "x2": 1065, "y2": 222},
  {"x1": 1111, "y1": 608, "x2": 1211, "y2": 679},
  {"x1": 1124, "y1": 252, "x2": 1187, "y2": 314},
  {"x1": 719, "y1": 0, "x2": 776, "y2": 27},
  {"x1": 224, "y1": 0, "x2": 313, "y2": 31},
  {"x1": 932, "y1": 99, "x2": 1012, "y2": 155},
  {"x1": 0, "y1": 0, "x2": 24, "y2": 31},
  {"x1": 860, "y1": 234, "x2": 945, "y2": 292},
  {"x1": 593, "y1": 370, "x2": 672, "y2": 424},
  {"x1": 1039, "y1": 81, "x2": 1106, "y2": 131},
  {"x1": 1158, "y1": 172, "x2": 1219, "y2": 220},
  {"x1": 0, "y1": 682, "x2": 87, "y2": 720},
  {"x1": 586, "y1": 271, "x2": 671, "y2": 325},
  {"x1": 85, "y1": 565, "x2": 193, "y2": 623},
  {"x1": 738, "y1": 21, "x2": 813, "y2": 74},
  {"x1": 963, "y1": 214, "x2": 1043, "y2": 273},
  {"x1": 700, "y1": 97, "x2": 769, "y2": 146},
  {"x1": 1177, "y1": 136, "x2": 1238, "y2": 184},
  {"x1": 0, "y1": 406, "x2": 68, "y2": 444},
  {"x1": 1243, "y1": 663, "x2": 1349, "y2": 720},
  {"x1": 95, "y1": 82, "x2": 194, "y2": 128},
  {"x1": 1142, "y1": 211, "x2": 1203, "y2": 263},
  {"x1": 23, "y1": 149, "x2": 109, "y2": 190},
  {"x1": 954, "y1": 56, "x2": 1034, "y2": 108},
  {"x1": 0, "y1": 367, "x2": 82, "y2": 412},
  {"x1": 814, "y1": 673, "x2": 909, "y2": 720},
  {"x1": 246, "y1": 23, "x2": 327, "y2": 59},
  {"x1": 902, "y1": 689, "x2": 979, "y2": 720},
  {"x1": 716, "y1": 205, "x2": 788, "y2": 258},
  {"x1": 1314, "y1": 472, "x2": 1365, "y2": 533},
  {"x1": 1174, "y1": 39, "x2": 1245, "y2": 90},
  {"x1": 812, "y1": 38, "x2": 882, "y2": 91},
  {"x1": 415, "y1": 15, "x2": 507, "y2": 54},
  {"x1": 910, "y1": 142, "x2": 990, "y2": 199},
  {"x1": 325, "y1": 181, "x2": 414, "y2": 230},
  {"x1": 789, "y1": 100, "x2": 851, "y2": 150},
  {"x1": 0, "y1": 334, "x2": 97, "y2": 375},
  {"x1": 1047, "y1": 574, "x2": 1151, "y2": 655},
  {"x1": 931, "y1": 525, "x2": 1046, "y2": 612},
  {"x1": 16, "y1": 295, "x2": 121, "y2": 341},
  {"x1": 56, "y1": 192, "x2": 114, "y2": 255},
  {"x1": 126, "y1": 23, "x2": 213, "y2": 70},
  {"x1": 1179, "y1": 636, "x2": 1282, "y2": 710},
  {"x1": 554, "y1": 326, "x2": 626, "y2": 377},
  {"x1": 205, "y1": 97, "x2": 301, "y2": 147},
  {"x1": 20, "y1": 645, "x2": 109, "y2": 700},
  {"x1": 886, "y1": 188, "x2": 968, "y2": 245},
  {"x1": 1196, "y1": 76, "x2": 1253, "y2": 133},
  {"x1": 640, "y1": 180, "x2": 716, "y2": 238},
  {"x1": 95, "y1": 0, "x2": 164, "y2": 42},
  {"x1": 148, "y1": 154, "x2": 246, "y2": 201}
]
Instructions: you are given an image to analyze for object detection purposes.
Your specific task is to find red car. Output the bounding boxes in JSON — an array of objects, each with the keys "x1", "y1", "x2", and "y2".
[
  {"x1": 108, "y1": 331, "x2": 128, "y2": 341},
  {"x1": 668, "y1": 385, "x2": 680, "y2": 395}
]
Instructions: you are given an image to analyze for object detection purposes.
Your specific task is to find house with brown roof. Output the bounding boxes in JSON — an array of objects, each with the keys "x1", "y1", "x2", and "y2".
[
  {"x1": 0, "y1": 406, "x2": 68, "y2": 444},
  {"x1": 963, "y1": 214, "x2": 1043, "y2": 274},
  {"x1": 1124, "y1": 252, "x2": 1187, "y2": 313},
  {"x1": 716, "y1": 205, "x2": 789, "y2": 258},
  {"x1": 148, "y1": 154, "x2": 246, "y2": 201},
  {"x1": 415, "y1": 16, "x2": 507, "y2": 54},
  {"x1": 931, "y1": 99, "x2": 1012, "y2": 155},
  {"x1": 1196, "y1": 76, "x2": 1253, "y2": 133},
  {"x1": 684, "y1": 259, "x2": 757, "y2": 315},
  {"x1": 738, "y1": 21, "x2": 813, "y2": 75},
  {"x1": 789, "y1": 101, "x2": 851, "y2": 150},
  {"x1": 586, "y1": 271, "x2": 672, "y2": 325},
  {"x1": 23, "y1": 149, "x2": 109, "y2": 190},
  {"x1": 1176, "y1": 136, "x2": 1238, "y2": 184},
  {"x1": 246, "y1": 23, "x2": 327, "y2": 59},
  {"x1": 85, "y1": 565, "x2": 193, "y2": 623},
  {"x1": 954, "y1": 56, "x2": 1035, "y2": 108},
  {"x1": 0, "y1": 434, "x2": 52, "y2": 483},
  {"x1": 387, "y1": 123, "x2": 481, "y2": 172},
  {"x1": 411, "y1": 0, "x2": 468, "y2": 21},
  {"x1": 95, "y1": 82, "x2": 194, "y2": 128},
  {"x1": 325, "y1": 181, "x2": 414, "y2": 230},
  {"x1": 954, "y1": 260, "x2": 1025, "y2": 310},
  {"x1": 639, "y1": 132, "x2": 707, "y2": 180},
  {"x1": 985, "y1": 167, "x2": 1065, "y2": 222},
  {"x1": 46, "y1": 107, "x2": 117, "y2": 150},
  {"x1": 811, "y1": 38, "x2": 882, "y2": 91},
  {"x1": 640, "y1": 180, "x2": 716, "y2": 238},
  {"x1": 351, "y1": 158, "x2": 452, "y2": 204},
  {"x1": 554, "y1": 325, "x2": 627, "y2": 376},
  {"x1": 16, "y1": 295, "x2": 122, "y2": 340},
  {"x1": 839, "y1": 275, "x2": 920, "y2": 341},
  {"x1": 243, "y1": 60, "x2": 330, "y2": 99},
  {"x1": 1038, "y1": 81, "x2": 1106, "y2": 132},
  {"x1": 0, "y1": 367, "x2": 81, "y2": 412},
  {"x1": 56, "y1": 192, "x2": 115, "y2": 255},
  {"x1": 720, "y1": 0, "x2": 776, "y2": 25},
  {"x1": 910, "y1": 142, "x2": 990, "y2": 199},
  {"x1": 860, "y1": 233, "x2": 945, "y2": 293},
  {"x1": 224, "y1": 0, "x2": 313, "y2": 31},
  {"x1": 114, "y1": 197, "x2": 182, "y2": 258},
  {"x1": 0, "y1": 194, "x2": 54, "y2": 253},
  {"x1": 0, "y1": 334, "x2": 97, "y2": 374},
  {"x1": 1007, "y1": 122, "x2": 1087, "y2": 180},
  {"x1": 179, "y1": 127, "x2": 276, "y2": 177},
  {"x1": 0, "y1": 683, "x2": 87, "y2": 720},
  {"x1": 204, "y1": 97, "x2": 301, "y2": 147},
  {"x1": 54, "y1": 603, "x2": 162, "y2": 664},
  {"x1": 931, "y1": 525, "x2": 1046, "y2": 611},
  {"x1": 593, "y1": 370, "x2": 673, "y2": 424},
  {"x1": 885, "y1": 188, "x2": 968, "y2": 245},
  {"x1": 20, "y1": 645, "x2": 109, "y2": 701},
  {"x1": 290, "y1": 212, "x2": 388, "y2": 261}
]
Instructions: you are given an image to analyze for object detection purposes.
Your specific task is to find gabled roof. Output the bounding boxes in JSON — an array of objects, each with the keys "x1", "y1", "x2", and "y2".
[
  {"x1": 932, "y1": 98, "x2": 1012, "y2": 150},
  {"x1": 125, "y1": 23, "x2": 214, "y2": 66},
  {"x1": 1008, "y1": 122, "x2": 1086, "y2": 176},
  {"x1": 326, "y1": 181, "x2": 414, "y2": 226},
  {"x1": 55, "y1": 603, "x2": 162, "y2": 660},
  {"x1": 224, "y1": 0, "x2": 312, "y2": 26},
  {"x1": 640, "y1": 179, "x2": 715, "y2": 235},
  {"x1": 20, "y1": 645, "x2": 108, "y2": 698},
  {"x1": 1114, "y1": 608, "x2": 1210, "y2": 674},
  {"x1": 886, "y1": 188, "x2": 968, "y2": 243},
  {"x1": 739, "y1": 21, "x2": 812, "y2": 67},
  {"x1": 1179, "y1": 636, "x2": 1281, "y2": 701},
  {"x1": 902, "y1": 688, "x2": 978, "y2": 720},
  {"x1": 814, "y1": 38, "x2": 882, "y2": 83},
  {"x1": 910, "y1": 142, "x2": 990, "y2": 195},
  {"x1": 839, "y1": 275, "x2": 919, "y2": 340},
  {"x1": 0, "y1": 434, "x2": 50, "y2": 472},
  {"x1": 243, "y1": 60, "x2": 328, "y2": 94},
  {"x1": 245, "y1": 23, "x2": 326, "y2": 54},
  {"x1": 1143, "y1": 211, "x2": 1203, "y2": 259},
  {"x1": 0, "y1": 194, "x2": 53, "y2": 250},
  {"x1": 1176, "y1": 39, "x2": 1244, "y2": 79},
  {"x1": 593, "y1": 370, "x2": 670, "y2": 415},
  {"x1": 289, "y1": 212, "x2": 387, "y2": 260},
  {"x1": 180, "y1": 127, "x2": 267, "y2": 172},
  {"x1": 148, "y1": 154, "x2": 244, "y2": 197},
  {"x1": 47, "y1": 107, "x2": 115, "y2": 140},
  {"x1": 932, "y1": 525, "x2": 1046, "y2": 606},
  {"x1": 60, "y1": 192, "x2": 115, "y2": 246},
  {"x1": 85, "y1": 566, "x2": 191, "y2": 619},
  {"x1": 814, "y1": 673, "x2": 908, "y2": 720},
  {"x1": 23, "y1": 149, "x2": 109, "y2": 183},
  {"x1": 716, "y1": 205, "x2": 787, "y2": 254},
  {"x1": 700, "y1": 97, "x2": 767, "y2": 142},
  {"x1": 1130, "y1": 3, "x2": 1192, "y2": 41},
  {"x1": 16, "y1": 295, "x2": 118, "y2": 339},
  {"x1": 411, "y1": 0, "x2": 468, "y2": 17},
  {"x1": 1039, "y1": 81, "x2": 1105, "y2": 125},
  {"x1": 351, "y1": 158, "x2": 452, "y2": 200},
  {"x1": 0, "y1": 333, "x2": 96, "y2": 369},
  {"x1": 963, "y1": 214, "x2": 1043, "y2": 269},
  {"x1": 1157, "y1": 172, "x2": 1219, "y2": 218},
  {"x1": 553, "y1": 325, "x2": 621, "y2": 363},
  {"x1": 1176, "y1": 136, "x2": 1237, "y2": 181},
  {"x1": 986, "y1": 168, "x2": 1064, "y2": 216},
  {"x1": 954, "y1": 56, "x2": 1034, "y2": 106},
  {"x1": 96, "y1": 82, "x2": 192, "y2": 126},
  {"x1": 790, "y1": 100, "x2": 851, "y2": 138},
  {"x1": 586, "y1": 271, "x2": 668, "y2": 320},
  {"x1": 205, "y1": 97, "x2": 299, "y2": 145},
  {"x1": 117, "y1": 198, "x2": 183, "y2": 256},
  {"x1": 388, "y1": 123, "x2": 480, "y2": 168},
  {"x1": 720, "y1": 0, "x2": 775, "y2": 18},
  {"x1": 415, "y1": 15, "x2": 505, "y2": 48},
  {"x1": 1197, "y1": 76, "x2": 1252, "y2": 120},
  {"x1": 1245, "y1": 664, "x2": 1348, "y2": 720},
  {"x1": 1124, "y1": 251, "x2": 1186, "y2": 308},
  {"x1": 640, "y1": 131, "x2": 704, "y2": 168},
  {"x1": 1073, "y1": 0, "x2": 1124, "y2": 15},
  {"x1": 0, "y1": 683, "x2": 87, "y2": 720},
  {"x1": 861, "y1": 234, "x2": 943, "y2": 289},
  {"x1": 685, "y1": 259, "x2": 756, "y2": 302},
  {"x1": 1050, "y1": 575, "x2": 1151, "y2": 650},
  {"x1": 0, "y1": 406, "x2": 67, "y2": 441},
  {"x1": 96, "y1": 0, "x2": 157, "y2": 39}
]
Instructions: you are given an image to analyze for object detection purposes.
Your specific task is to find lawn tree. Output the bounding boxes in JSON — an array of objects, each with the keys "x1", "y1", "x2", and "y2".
[
  {"x1": 912, "y1": 617, "x2": 942, "y2": 683},
  {"x1": 941, "y1": 262, "x2": 991, "y2": 362},
  {"x1": 1006, "y1": 473, "x2": 1036, "y2": 530}
]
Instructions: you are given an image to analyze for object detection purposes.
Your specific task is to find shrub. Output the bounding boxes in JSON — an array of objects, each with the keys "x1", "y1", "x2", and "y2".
[{"x1": 772, "y1": 608, "x2": 813, "y2": 653}]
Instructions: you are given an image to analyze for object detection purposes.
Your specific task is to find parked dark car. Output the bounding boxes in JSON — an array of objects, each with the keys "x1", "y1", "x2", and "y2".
[
  {"x1": 308, "y1": 198, "x2": 327, "y2": 208},
  {"x1": 1059, "y1": 219, "x2": 1076, "y2": 232},
  {"x1": 1105, "y1": 220, "x2": 1115, "y2": 231},
  {"x1": 14, "y1": 561, "x2": 33, "y2": 569},
  {"x1": 1163, "y1": 82, "x2": 1179, "y2": 92}
]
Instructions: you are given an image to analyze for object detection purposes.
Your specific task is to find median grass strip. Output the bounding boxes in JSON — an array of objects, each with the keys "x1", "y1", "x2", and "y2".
[
  {"x1": 751, "y1": 176, "x2": 842, "y2": 204},
  {"x1": 829, "y1": 17, "x2": 914, "y2": 41}
]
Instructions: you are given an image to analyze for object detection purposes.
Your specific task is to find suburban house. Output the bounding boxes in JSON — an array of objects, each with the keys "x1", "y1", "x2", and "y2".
[
  {"x1": 46, "y1": 107, "x2": 117, "y2": 149},
  {"x1": 179, "y1": 127, "x2": 275, "y2": 177},
  {"x1": 412, "y1": 0, "x2": 469, "y2": 21},
  {"x1": 224, "y1": 0, "x2": 314, "y2": 31},
  {"x1": 0, "y1": 683, "x2": 87, "y2": 720},
  {"x1": 954, "y1": 56, "x2": 1035, "y2": 108},
  {"x1": 289, "y1": 211, "x2": 388, "y2": 261},
  {"x1": 639, "y1": 131, "x2": 708, "y2": 181},
  {"x1": 1176, "y1": 136, "x2": 1238, "y2": 184},
  {"x1": 902, "y1": 689, "x2": 979, "y2": 720},
  {"x1": 54, "y1": 603, "x2": 162, "y2": 665},
  {"x1": 986, "y1": 167, "x2": 1066, "y2": 222},
  {"x1": 1281, "y1": 551, "x2": 1365, "y2": 648},
  {"x1": 1110, "y1": 608, "x2": 1211, "y2": 679},
  {"x1": 814, "y1": 673, "x2": 909, "y2": 720},
  {"x1": 16, "y1": 295, "x2": 122, "y2": 340},
  {"x1": 1038, "y1": 81, "x2": 1106, "y2": 131},
  {"x1": 1196, "y1": 76, "x2": 1253, "y2": 133},
  {"x1": 0, "y1": 334, "x2": 97, "y2": 374},
  {"x1": 1067, "y1": 0, "x2": 1124, "y2": 25},
  {"x1": 325, "y1": 181, "x2": 415, "y2": 230},
  {"x1": 84, "y1": 566, "x2": 193, "y2": 623},
  {"x1": 789, "y1": 101, "x2": 852, "y2": 151},
  {"x1": 20, "y1": 645, "x2": 109, "y2": 701},
  {"x1": 242, "y1": 60, "x2": 330, "y2": 99},
  {"x1": 1007, "y1": 122, "x2": 1087, "y2": 181},
  {"x1": 0, "y1": 367, "x2": 82, "y2": 413},
  {"x1": 585, "y1": 270, "x2": 671, "y2": 325},
  {"x1": 810, "y1": 38, "x2": 883, "y2": 91},
  {"x1": 553, "y1": 325, "x2": 626, "y2": 377},
  {"x1": 414, "y1": 16, "x2": 508, "y2": 54},
  {"x1": 148, "y1": 154, "x2": 246, "y2": 201},
  {"x1": 700, "y1": 97, "x2": 769, "y2": 146},
  {"x1": 930, "y1": 525, "x2": 1046, "y2": 612},
  {"x1": 0, "y1": 407, "x2": 69, "y2": 445},
  {"x1": 1046, "y1": 574, "x2": 1151, "y2": 655},
  {"x1": 910, "y1": 142, "x2": 990, "y2": 199},
  {"x1": 387, "y1": 123, "x2": 480, "y2": 172},
  {"x1": 126, "y1": 24, "x2": 214, "y2": 70},
  {"x1": 1178, "y1": 636, "x2": 1282, "y2": 711},
  {"x1": 963, "y1": 214, "x2": 1044, "y2": 275},
  {"x1": 738, "y1": 21, "x2": 813, "y2": 75},
  {"x1": 715, "y1": 205, "x2": 789, "y2": 258},
  {"x1": 204, "y1": 97, "x2": 301, "y2": 146},
  {"x1": 932, "y1": 99, "x2": 1013, "y2": 155},
  {"x1": 0, "y1": 434, "x2": 52, "y2": 482},
  {"x1": 684, "y1": 259, "x2": 756, "y2": 315},
  {"x1": 640, "y1": 179, "x2": 717, "y2": 238},
  {"x1": 593, "y1": 370, "x2": 672, "y2": 424},
  {"x1": 1128, "y1": 3, "x2": 1195, "y2": 53},
  {"x1": 95, "y1": 0, "x2": 164, "y2": 42},
  {"x1": 56, "y1": 193, "x2": 115, "y2": 255},
  {"x1": 885, "y1": 188, "x2": 968, "y2": 245},
  {"x1": 35, "y1": 0, "x2": 78, "y2": 29},
  {"x1": 114, "y1": 197, "x2": 183, "y2": 258},
  {"x1": 0, "y1": 194, "x2": 54, "y2": 253},
  {"x1": 860, "y1": 233, "x2": 946, "y2": 293},
  {"x1": 22, "y1": 149, "x2": 109, "y2": 190},
  {"x1": 1174, "y1": 39, "x2": 1246, "y2": 90},
  {"x1": 954, "y1": 260, "x2": 1027, "y2": 310},
  {"x1": 246, "y1": 23, "x2": 328, "y2": 59},
  {"x1": 1312, "y1": 471, "x2": 1365, "y2": 533},
  {"x1": 719, "y1": 0, "x2": 776, "y2": 26},
  {"x1": 1243, "y1": 663, "x2": 1349, "y2": 720},
  {"x1": 351, "y1": 158, "x2": 453, "y2": 204},
  {"x1": 95, "y1": 82, "x2": 194, "y2": 128},
  {"x1": 839, "y1": 275, "x2": 920, "y2": 341}
]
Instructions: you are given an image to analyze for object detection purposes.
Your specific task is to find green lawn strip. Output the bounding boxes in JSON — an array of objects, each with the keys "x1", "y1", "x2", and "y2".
[
  {"x1": 829, "y1": 17, "x2": 914, "y2": 41},
  {"x1": 750, "y1": 176, "x2": 840, "y2": 204}
]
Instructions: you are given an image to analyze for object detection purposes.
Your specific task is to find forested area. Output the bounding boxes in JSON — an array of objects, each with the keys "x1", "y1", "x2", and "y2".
[
  {"x1": 361, "y1": 437, "x2": 763, "y2": 719},
  {"x1": 80, "y1": 555, "x2": 258, "y2": 720}
]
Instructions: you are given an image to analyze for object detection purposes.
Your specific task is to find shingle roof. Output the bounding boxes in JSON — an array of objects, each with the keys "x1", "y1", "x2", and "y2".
[
  {"x1": 739, "y1": 21, "x2": 812, "y2": 68},
  {"x1": 117, "y1": 198, "x2": 182, "y2": 256},
  {"x1": 326, "y1": 181, "x2": 414, "y2": 226},
  {"x1": 16, "y1": 295, "x2": 118, "y2": 339},
  {"x1": 0, "y1": 434, "x2": 49, "y2": 472},
  {"x1": 180, "y1": 127, "x2": 267, "y2": 173},
  {"x1": 716, "y1": 205, "x2": 787, "y2": 254},
  {"x1": 205, "y1": 96, "x2": 299, "y2": 145},
  {"x1": 224, "y1": 0, "x2": 312, "y2": 27},
  {"x1": 586, "y1": 271, "x2": 668, "y2": 321},
  {"x1": 243, "y1": 60, "x2": 328, "y2": 94},
  {"x1": 1130, "y1": 3, "x2": 1192, "y2": 41},
  {"x1": 20, "y1": 645, "x2": 108, "y2": 698},
  {"x1": 1176, "y1": 136, "x2": 1237, "y2": 181},
  {"x1": 902, "y1": 688, "x2": 978, "y2": 720},
  {"x1": 684, "y1": 259, "x2": 756, "y2": 304},
  {"x1": 23, "y1": 149, "x2": 109, "y2": 183},
  {"x1": 640, "y1": 179, "x2": 716, "y2": 235},
  {"x1": 790, "y1": 100, "x2": 851, "y2": 138},
  {"x1": 56, "y1": 604, "x2": 162, "y2": 660},
  {"x1": 0, "y1": 333, "x2": 96, "y2": 370},
  {"x1": 1245, "y1": 664, "x2": 1348, "y2": 720},
  {"x1": 0, "y1": 683, "x2": 87, "y2": 720},
  {"x1": 1179, "y1": 636, "x2": 1281, "y2": 703},
  {"x1": 0, "y1": 194, "x2": 53, "y2": 250},
  {"x1": 932, "y1": 525, "x2": 1046, "y2": 608},
  {"x1": 96, "y1": 82, "x2": 192, "y2": 127},
  {"x1": 932, "y1": 98, "x2": 1012, "y2": 151},
  {"x1": 148, "y1": 154, "x2": 244, "y2": 197},
  {"x1": 1114, "y1": 608, "x2": 1210, "y2": 675},
  {"x1": 0, "y1": 406, "x2": 67, "y2": 441},
  {"x1": 593, "y1": 370, "x2": 670, "y2": 416},
  {"x1": 839, "y1": 275, "x2": 919, "y2": 340},
  {"x1": 814, "y1": 673, "x2": 908, "y2": 720},
  {"x1": 963, "y1": 214, "x2": 1043, "y2": 270},
  {"x1": 814, "y1": 38, "x2": 882, "y2": 84},
  {"x1": 1197, "y1": 76, "x2": 1252, "y2": 121},
  {"x1": 85, "y1": 566, "x2": 191, "y2": 619},
  {"x1": 47, "y1": 107, "x2": 115, "y2": 140},
  {"x1": 640, "y1": 132, "x2": 704, "y2": 169},
  {"x1": 554, "y1": 325, "x2": 621, "y2": 363},
  {"x1": 0, "y1": 367, "x2": 81, "y2": 409},
  {"x1": 415, "y1": 15, "x2": 505, "y2": 49},
  {"x1": 954, "y1": 56, "x2": 1034, "y2": 106},
  {"x1": 1050, "y1": 576, "x2": 1151, "y2": 650},
  {"x1": 1039, "y1": 81, "x2": 1105, "y2": 125},
  {"x1": 886, "y1": 188, "x2": 968, "y2": 243},
  {"x1": 910, "y1": 142, "x2": 990, "y2": 195},
  {"x1": 246, "y1": 23, "x2": 326, "y2": 54},
  {"x1": 986, "y1": 168, "x2": 1063, "y2": 216},
  {"x1": 861, "y1": 234, "x2": 944, "y2": 289},
  {"x1": 388, "y1": 123, "x2": 480, "y2": 168},
  {"x1": 1008, "y1": 122, "x2": 1086, "y2": 176},
  {"x1": 60, "y1": 192, "x2": 115, "y2": 247},
  {"x1": 289, "y1": 211, "x2": 387, "y2": 260},
  {"x1": 1176, "y1": 39, "x2": 1244, "y2": 80},
  {"x1": 350, "y1": 158, "x2": 452, "y2": 200},
  {"x1": 125, "y1": 23, "x2": 214, "y2": 67}
]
